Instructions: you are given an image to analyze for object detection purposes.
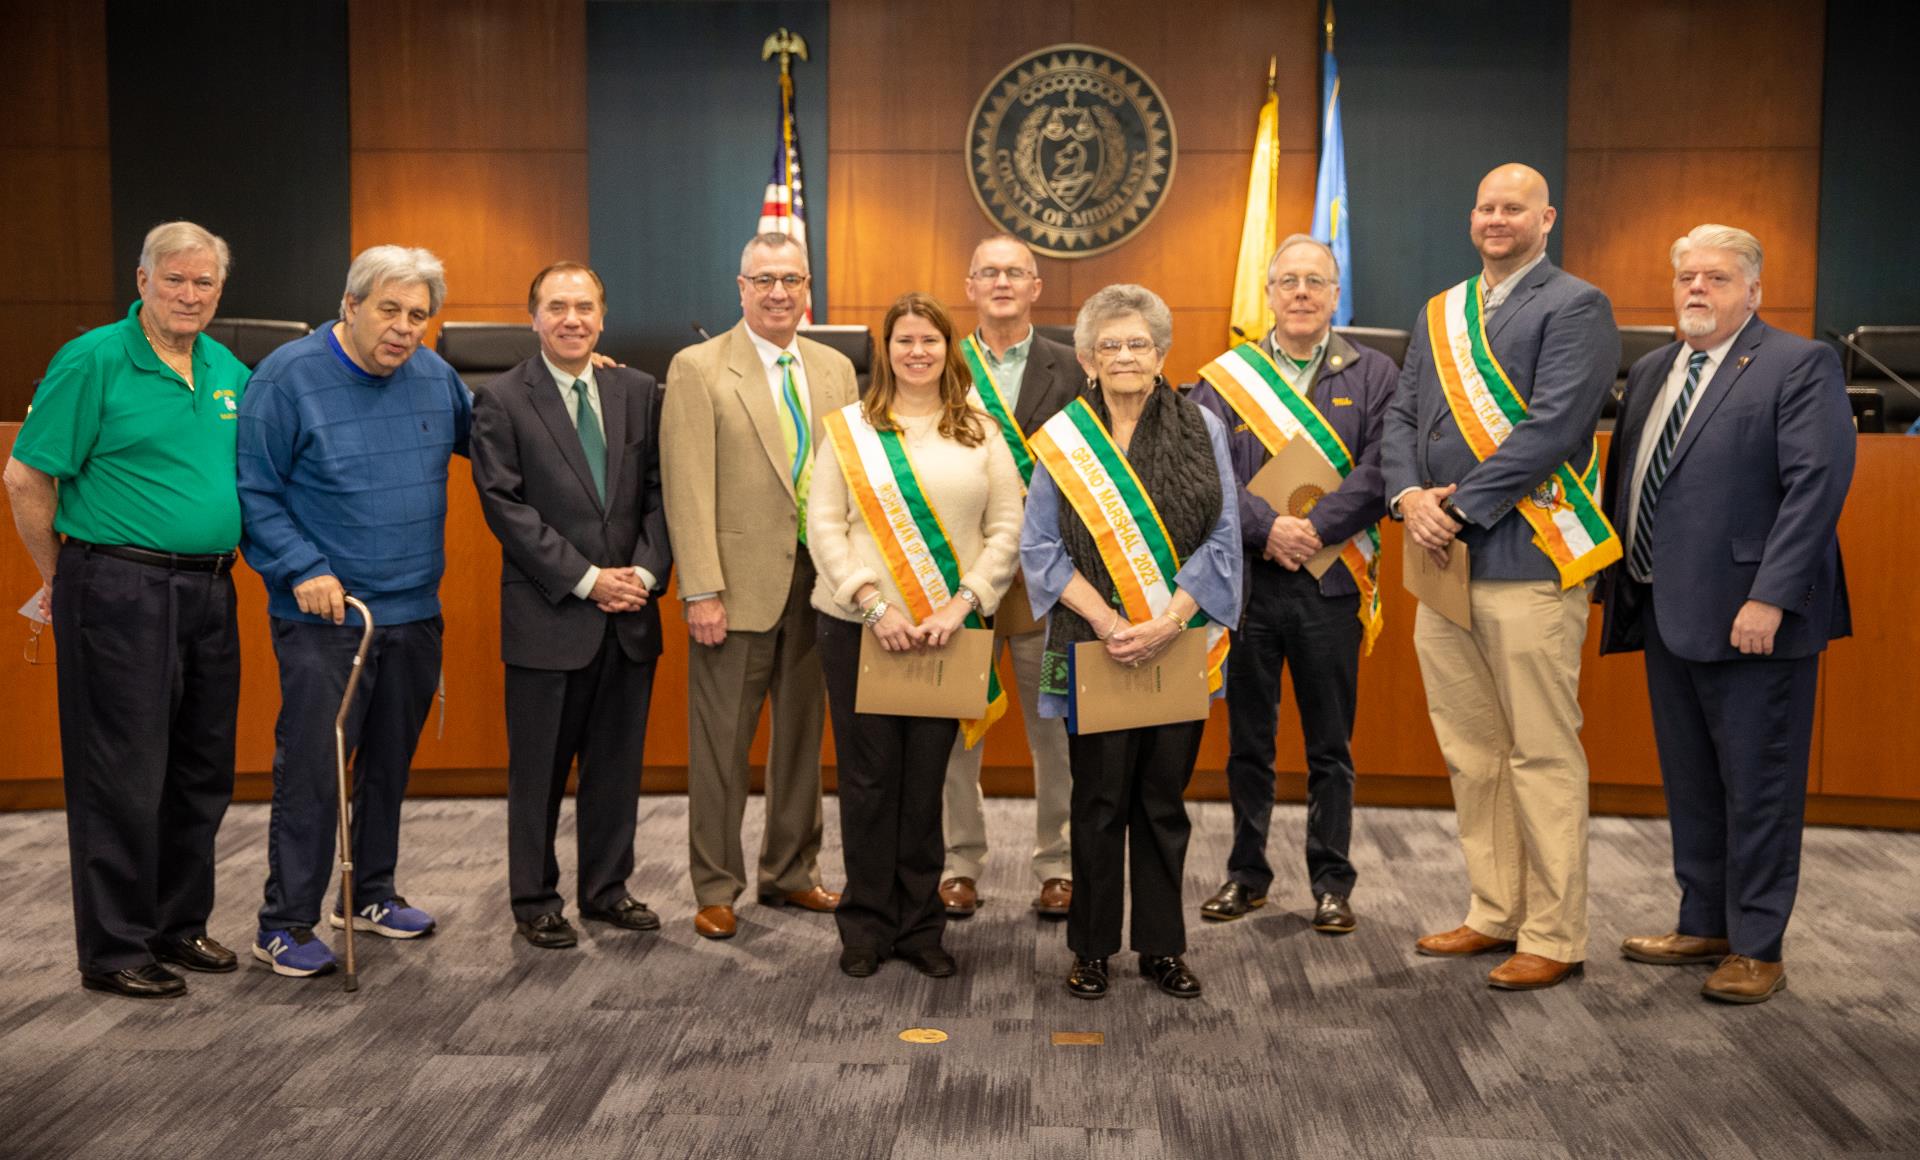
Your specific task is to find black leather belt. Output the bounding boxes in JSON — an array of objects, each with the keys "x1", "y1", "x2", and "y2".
[{"x1": 75, "y1": 540, "x2": 236, "y2": 575}]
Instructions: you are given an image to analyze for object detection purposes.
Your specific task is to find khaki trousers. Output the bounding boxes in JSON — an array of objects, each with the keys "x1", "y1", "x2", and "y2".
[
  {"x1": 685, "y1": 558, "x2": 827, "y2": 907},
  {"x1": 940, "y1": 629, "x2": 1072, "y2": 885},
  {"x1": 1412, "y1": 578, "x2": 1592, "y2": 962}
]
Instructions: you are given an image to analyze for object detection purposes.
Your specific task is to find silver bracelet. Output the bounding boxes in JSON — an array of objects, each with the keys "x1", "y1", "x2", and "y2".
[{"x1": 861, "y1": 598, "x2": 890, "y2": 627}]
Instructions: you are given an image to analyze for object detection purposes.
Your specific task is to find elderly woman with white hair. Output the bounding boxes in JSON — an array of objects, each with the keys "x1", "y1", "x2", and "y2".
[
  {"x1": 237, "y1": 244, "x2": 472, "y2": 980},
  {"x1": 1019, "y1": 284, "x2": 1242, "y2": 1001},
  {"x1": 4, "y1": 221, "x2": 253, "y2": 998}
]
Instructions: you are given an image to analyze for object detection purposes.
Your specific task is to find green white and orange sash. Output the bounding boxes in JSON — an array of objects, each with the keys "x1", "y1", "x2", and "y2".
[
  {"x1": 1424, "y1": 277, "x2": 1620, "y2": 588},
  {"x1": 1026, "y1": 398, "x2": 1231, "y2": 692},
  {"x1": 1198, "y1": 342, "x2": 1384, "y2": 654},
  {"x1": 960, "y1": 335, "x2": 1036, "y2": 486},
  {"x1": 821, "y1": 403, "x2": 1008, "y2": 748}
]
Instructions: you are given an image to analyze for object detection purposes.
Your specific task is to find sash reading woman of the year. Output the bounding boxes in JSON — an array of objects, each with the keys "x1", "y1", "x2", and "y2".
[
  {"x1": 821, "y1": 404, "x2": 1008, "y2": 748},
  {"x1": 1197, "y1": 342, "x2": 1384, "y2": 653},
  {"x1": 1026, "y1": 398, "x2": 1230, "y2": 692},
  {"x1": 1423, "y1": 276, "x2": 1621, "y2": 587}
]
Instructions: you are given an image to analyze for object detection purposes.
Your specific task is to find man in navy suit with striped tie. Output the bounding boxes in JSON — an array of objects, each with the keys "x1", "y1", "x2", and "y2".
[{"x1": 1599, "y1": 224, "x2": 1855, "y2": 1004}]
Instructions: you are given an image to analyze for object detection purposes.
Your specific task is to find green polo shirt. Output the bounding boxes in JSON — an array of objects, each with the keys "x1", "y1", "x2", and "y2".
[{"x1": 12, "y1": 301, "x2": 251, "y2": 553}]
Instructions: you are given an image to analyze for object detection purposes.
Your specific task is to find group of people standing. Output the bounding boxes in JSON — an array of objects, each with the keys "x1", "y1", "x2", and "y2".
[{"x1": 5, "y1": 161, "x2": 1852, "y2": 1010}]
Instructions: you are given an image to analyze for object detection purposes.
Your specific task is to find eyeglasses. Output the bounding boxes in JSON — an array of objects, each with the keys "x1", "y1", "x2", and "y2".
[
  {"x1": 743, "y1": 273, "x2": 809, "y2": 292},
  {"x1": 1094, "y1": 338, "x2": 1157, "y2": 358},
  {"x1": 969, "y1": 267, "x2": 1036, "y2": 284},
  {"x1": 1270, "y1": 274, "x2": 1333, "y2": 293}
]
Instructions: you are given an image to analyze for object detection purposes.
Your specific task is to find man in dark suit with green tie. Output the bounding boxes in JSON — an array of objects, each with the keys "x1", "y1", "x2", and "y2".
[{"x1": 470, "y1": 262, "x2": 672, "y2": 949}]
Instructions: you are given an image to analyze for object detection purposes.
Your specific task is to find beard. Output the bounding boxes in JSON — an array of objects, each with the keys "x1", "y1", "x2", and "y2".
[{"x1": 1677, "y1": 302, "x2": 1717, "y2": 338}]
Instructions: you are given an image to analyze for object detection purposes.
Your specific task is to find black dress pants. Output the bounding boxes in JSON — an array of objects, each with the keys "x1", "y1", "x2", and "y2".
[
  {"x1": 52, "y1": 542, "x2": 239, "y2": 976},
  {"x1": 817, "y1": 614, "x2": 955, "y2": 955},
  {"x1": 1223, "y1": 562, "x2": 1362, "y2": 898},
  {"x1": 1066, "y1": 719, "x2": 1206, "y2": 959},
  {"x1": 505, "y1": 625, "x2": 658, "y2": 921}
]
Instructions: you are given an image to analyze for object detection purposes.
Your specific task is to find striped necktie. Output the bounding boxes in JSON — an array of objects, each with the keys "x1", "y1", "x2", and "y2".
[
  {"x1": 1627, "y1": 349, "x2": 1710, "y2": 581},
  {"x1": 571, "y1": 378, "x2": 606, "y2": 505},
  {"x1": 776, "y1": 353, "x2": 811, "y2": 543}
]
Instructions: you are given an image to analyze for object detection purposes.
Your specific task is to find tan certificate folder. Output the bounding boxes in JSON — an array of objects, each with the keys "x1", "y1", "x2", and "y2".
[
  {"x1": 1072, "y1": 631, "x2": 1211, "y2": 735},
  {"x1": 1402, "y1": 534, "x2": 1471, "y2": 629},
  {"x1": 994, "y1": 572, "x2": 1043, "y2": 638},
  {"x1": 1246, "y1": 437, "x2": 1344, "y2": 579},
  {"x1": 855, "y1": 627, "x2": 994, "y2": 718}
]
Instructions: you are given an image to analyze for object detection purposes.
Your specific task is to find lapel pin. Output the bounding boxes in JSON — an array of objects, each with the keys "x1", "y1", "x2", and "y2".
[
  {"x1": 1737, "y1": 356, "x2": 1751, "y2": 368},
  {"x1": 1329, "y1": 355, "x2": 1343, "y2": 368}
]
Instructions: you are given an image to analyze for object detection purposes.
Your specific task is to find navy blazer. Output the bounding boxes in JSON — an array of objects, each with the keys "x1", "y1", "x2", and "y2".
[
  {"x1": 470, "y1": 356, "x2": 672, "y2": 671},
  {"x1": 1598, "y1": 316, "x2": 1853, "y2": 663},
  {"x1": 1382, "y1": 259, "x2": 1620, "y2": 581},
  {"x1": 1188, "y1": 331, "x2": 1397, "y2": 601}
]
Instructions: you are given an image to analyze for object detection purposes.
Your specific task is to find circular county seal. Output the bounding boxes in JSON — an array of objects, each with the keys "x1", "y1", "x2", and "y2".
[
  {"x1": 967, "y1": 45, "x2": 1176, "y2": 258},
  {"x1": 1287, "y1": 483, "x2": 1325, "y2": 519}
]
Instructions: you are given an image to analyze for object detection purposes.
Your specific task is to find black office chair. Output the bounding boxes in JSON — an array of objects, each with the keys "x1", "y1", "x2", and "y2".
[
  {"x1": 800, "y1": 324, "x2": 874, "y2": 393},
  {"x1": 202, "y1": 318, "x2": 312, "y2": 368},
  {"x1": 1609, "y1": 325, "x2": 1677, "y2": 418},
  {"x1": 435, "y1": 321, "x2": 540, "y2": 392},
  {"x1": 1035, "y1": 324, "x2": 1076, "y2": 350},
  {"x1": 1847, "y1": 387, "x2": 1886, "y2": 434},
  {"x1": 1334, "y1": 326, "x2": 1410, "y2": 367},
  {"x1": 1841, "y1": 325, "x2": 1920, "y2": 431}
]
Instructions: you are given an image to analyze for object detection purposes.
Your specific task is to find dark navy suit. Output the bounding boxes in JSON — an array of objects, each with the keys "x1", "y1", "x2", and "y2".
[
  {"x1": 1189, "y1": 332, "x2": 1396, "y2": 900},
  {"x1": 1599, "y1": 314, "x2": 1853, "y2": 961}
]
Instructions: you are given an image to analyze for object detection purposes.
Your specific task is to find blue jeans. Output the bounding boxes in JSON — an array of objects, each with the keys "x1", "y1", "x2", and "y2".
[{"x1": 258, "y1": 615, "x2": 441, "y2": 930}]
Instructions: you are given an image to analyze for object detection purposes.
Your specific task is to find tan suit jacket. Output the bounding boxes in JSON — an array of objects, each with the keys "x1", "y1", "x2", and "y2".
[{"x1": 662, "y1": 321, "x2": 859, "y2": 632}]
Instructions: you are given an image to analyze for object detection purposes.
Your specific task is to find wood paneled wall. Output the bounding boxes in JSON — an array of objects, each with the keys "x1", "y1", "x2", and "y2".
[
  {"x1": 0, "y1": 0, "x2": 115, "y2": 420},
  {"x1": 347, "y1": 0, "x2": 589, "y2": 340},
  {"x1": 1563, "y1": 0, "x2": 1825, "y2": 336},
  {"x1": 824, "y1": 0, "x2": 1323, "y2": 385}
]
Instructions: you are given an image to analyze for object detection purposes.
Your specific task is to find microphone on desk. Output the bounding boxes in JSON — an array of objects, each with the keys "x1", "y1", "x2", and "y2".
[
  {"x1": 1828, "y1": 329, "x2": 1920, "y2": 406},
  {"x1": 691, "y1": 322, "x2": 712, "y2": 341}
]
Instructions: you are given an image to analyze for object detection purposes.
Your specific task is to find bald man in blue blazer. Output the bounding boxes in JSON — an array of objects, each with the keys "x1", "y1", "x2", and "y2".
[{"x1": 1599, "y1": 224, "x2": 1854, "y2": 1005}]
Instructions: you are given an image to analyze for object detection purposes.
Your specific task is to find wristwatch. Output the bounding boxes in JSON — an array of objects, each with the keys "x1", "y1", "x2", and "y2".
[
  {"x1": 1442, "y1": 500, "x2": 1470, "y2": 527},
  {"x1": 955, "y1": 586, "x2": 981, "y2": 612}
]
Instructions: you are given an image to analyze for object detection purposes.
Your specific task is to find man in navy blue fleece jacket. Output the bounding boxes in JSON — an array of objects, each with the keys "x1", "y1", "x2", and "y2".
[{"x1": 237, "y1": 245, "x2": 472, "y2": 978}]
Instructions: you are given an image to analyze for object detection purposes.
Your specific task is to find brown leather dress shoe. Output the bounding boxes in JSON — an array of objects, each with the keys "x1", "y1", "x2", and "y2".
[
  {"x1": 760, "y1": 885, "x2": 840, "y2": 912},
  {"x1": 1487, "y1": 952, "x2": 1583, "y2": 990},
  {"x1": 940, "y1": 877, "x2": 979, "y2": 917},
  {"x1": 694, "y1": 905, "x2": 736, "y2": 939},
  {"x1": 1621, "y1": 931, "x2": 1732, "y2": 965},
  {"x1": 1415, "y1": 925, "x2": 1517, "y2": 958},
  {"x1": 1031, "y1": 878, "x2": 1071, "y2": 918},
  {"x1": 1702, "y1": 954, "x2": 1786, "y2": 1004}
]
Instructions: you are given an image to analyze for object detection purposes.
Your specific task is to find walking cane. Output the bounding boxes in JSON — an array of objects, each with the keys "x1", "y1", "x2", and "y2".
[{"x1": 335, "y1": 595, "x2": 375, "y2": 992}]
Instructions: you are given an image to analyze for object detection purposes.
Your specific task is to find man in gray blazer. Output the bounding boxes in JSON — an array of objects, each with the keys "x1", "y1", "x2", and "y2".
[
  {"x1": 938, "y1": 234, "x2": 1081, "y2": 920},
  {"x1": 470, "y1": 262, "x2": 671, "y2": 949},
  {"x1": 1383, "y1": 164, "x2": 1620, "y2": 991}
]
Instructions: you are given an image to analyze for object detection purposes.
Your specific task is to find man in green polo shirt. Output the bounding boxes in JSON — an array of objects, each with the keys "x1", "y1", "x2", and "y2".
[{"x1": 3, "y1": 220, "x2": 252, "y2": 1000}]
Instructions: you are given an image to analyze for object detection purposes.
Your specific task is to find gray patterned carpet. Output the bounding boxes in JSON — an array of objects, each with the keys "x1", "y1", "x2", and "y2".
[{"x1": 1, "y1": 795, "x2": 1916, "y2": 1160}]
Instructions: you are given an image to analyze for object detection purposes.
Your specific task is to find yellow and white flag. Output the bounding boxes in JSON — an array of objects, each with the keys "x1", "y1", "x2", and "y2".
[{"x1": 1227, "y1": 58, "x2": 1280, "y2": 347}]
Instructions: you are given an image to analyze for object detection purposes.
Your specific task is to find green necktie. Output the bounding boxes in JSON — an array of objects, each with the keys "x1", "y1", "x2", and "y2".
[
  {"x1": 572, "y1": 378, "x2": 606, "y2": 504},
  {"x1": 777, "y1": 353, "x2": 811, "y2": 544}
]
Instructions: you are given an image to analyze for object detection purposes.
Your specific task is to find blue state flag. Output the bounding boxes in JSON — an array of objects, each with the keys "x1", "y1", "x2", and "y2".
[{"x1": 1311, "y1": 48, "x2": 1352, "y2": 327}]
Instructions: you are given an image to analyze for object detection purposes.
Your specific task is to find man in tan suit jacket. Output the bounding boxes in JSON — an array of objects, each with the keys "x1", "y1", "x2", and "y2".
[{"x1": 663, "y1": 232, "x2": 858, "y2": 938}]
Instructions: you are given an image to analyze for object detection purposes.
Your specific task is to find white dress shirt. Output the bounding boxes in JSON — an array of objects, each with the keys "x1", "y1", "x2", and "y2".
[
  {"x1": 542, "y1": 354, "x2": 657, "y2": 599},
  {"x1": 1622, "y1": 319, "x2": 1748, "y2": 574}
]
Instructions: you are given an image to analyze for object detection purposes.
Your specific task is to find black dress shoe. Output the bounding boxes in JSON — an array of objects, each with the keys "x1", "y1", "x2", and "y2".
[
  {"x1": 1199, "y1": 881, "x2": 1266, "y2": 922},
  {"x1": 516, "y1": 912, "x2": 578, "y2": 949},
  {"x1": 840, "y1": 947, "x2": 881, "y2": 978},
  {"x1": 1066, "y1": 956, "x2": 1109, "y2": 1000},
  {"x1": 580, "y1": 896, "x2": 661, "y2": 932},
  {"x1": 152, "y1": 934, "x2": 239, "y2": 973},
  {"x1": 81, "y1": 963, "x2": 186, "y2": 999},
  {"x1": 1139, "y1": 955, "x2": 1202, "y2": 999},
  {"x1": 897, "y1": 946, "x2": 957, "y2": 978},
  {"x1": 1311, "y1": 892, "x2": 1357, "y2": 934}
]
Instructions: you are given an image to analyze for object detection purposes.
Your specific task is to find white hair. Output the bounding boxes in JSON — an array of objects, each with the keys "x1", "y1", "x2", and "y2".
[
  {"x1": 740, "y1": 232, "x2": 809, "y2": 275},
  {"x1": 1670, "y1": 224, "x2": 1762, "y2": 282},
  {"x1": 1266, "y1": 233, "x2": 1340, "y2": 282},
  {"x1": 340, "y1": 245, "x2": 447, "y2": 320},
  {"x1": 139, "y1": 220, "x2": 231, "y2": 282},
  {"x1": 1073, "y1": 284, "x2": 1173, "y2": 356}
]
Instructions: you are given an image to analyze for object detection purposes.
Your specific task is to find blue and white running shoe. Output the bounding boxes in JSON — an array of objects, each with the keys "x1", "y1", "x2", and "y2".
[
  {"x1": 330, "y1": 896, "x2": 437, "y2": 939},
  {"x1": 253, "y1": 928, "x2": 338, "y2": 977}
]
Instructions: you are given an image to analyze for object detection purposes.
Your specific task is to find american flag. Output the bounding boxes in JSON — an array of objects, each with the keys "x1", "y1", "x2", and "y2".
[{"x1": 758, "y1": 64, "x2": 811, "y2": 323}]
